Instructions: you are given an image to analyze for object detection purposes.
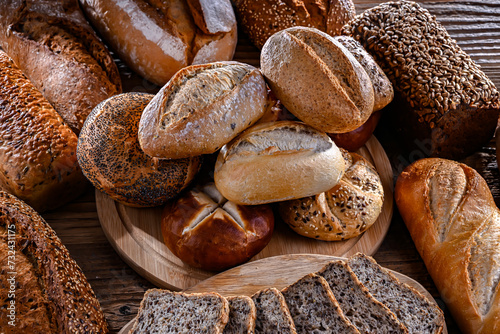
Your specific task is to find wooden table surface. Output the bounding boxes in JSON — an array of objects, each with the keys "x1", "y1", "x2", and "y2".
[{"x1": 40, "y1": 1, "x2": 500, "y2": 333}]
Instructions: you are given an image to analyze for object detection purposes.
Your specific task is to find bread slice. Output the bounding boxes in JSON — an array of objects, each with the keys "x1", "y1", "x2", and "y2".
[
  {"x1": 318, "y1": 260, "x2": 408, "y2": 333},
  {"x1": 251, "y1": 288, "x2": 297, "y2": 333},
  {"x1": 130, "y1": 289, "x2": 229, "y2": 333},
  {"x1": 281, "y1": 273, "x2": 360, "y2": 333},
  {"x1": 223, "y1": 296, "x2": 257, "y2": 334},
  {"x1": 347, "y1": 253, "x2": 445, "y2": 334}
]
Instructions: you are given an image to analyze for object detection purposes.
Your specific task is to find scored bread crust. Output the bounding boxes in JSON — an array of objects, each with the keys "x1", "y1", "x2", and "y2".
[
  {"x1": 0, "y1": 191, "x2": 108, "y2": 333},
  {"x1": 395, "y1": 158, "x2": 500, "y2": 333}
]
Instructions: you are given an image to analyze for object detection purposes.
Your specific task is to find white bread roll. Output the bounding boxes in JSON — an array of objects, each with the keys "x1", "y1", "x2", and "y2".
[{"x1": 214, "y1": 121, "x2": 346, "y2": 205}]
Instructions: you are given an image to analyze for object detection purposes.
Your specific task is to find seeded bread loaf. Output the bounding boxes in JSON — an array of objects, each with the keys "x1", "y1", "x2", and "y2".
[
  {"x1": 232, "y1": 0, "x2": 355, "y2": 49},
  {"x1": 279, "y1": 150, "x2": 383, "y2": 241},
  {"x1": 347, "y1": 253, "x2": 445, "y2": 334},
  {"x1": 223, "y1": 296, "x2": 257, "y2": 334},
  {"x1": 0, "y1": 50, "x2": 86, "y2": 212},
  {"x1": 251, "y1": 288, "x2": 297, "y2": 334},
  {"x1": 0, "y1": 191, "x2": 108, "y2": 332},
  {"x1": 395, "y1": 158, "x2": 500, "y2": 333},
  {"x1": 342, "y1": 1, "x2": 500, "y2": 159},
  {"x1": 130, "y1": 289, "x2": 229, "y2": 334},
  {"x1": 281, "y1": 273, "x2": 360, "y2": 334},
  {"x1": 318, "y1": 260, "x2": 408, "y2": 333},
  {"x1": 0, "y1": 0, "x2": 122, "y2": 133}
]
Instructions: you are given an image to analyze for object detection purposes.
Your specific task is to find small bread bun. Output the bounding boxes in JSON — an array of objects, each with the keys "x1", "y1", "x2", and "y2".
[
  {"x1": 138, "y1": 61, "x2": 267, "y2": 159},
  {"x1": 260, "y1": 27, "x2": 375, "y2": 133},
  {"x1": 329, "y1": 111, "x2": 382, "y2": 152},
  {"x1": 214, "y1": 121, "x2": 346, "y2": 205},
  {"x1": 279, "y1": 151, "x2": 383, "y2": 241},
  {"x1": 161, "y1": 183, "x2": 274, "y2": 271},
  {"x1": 77, "y1": 93, "x2": 201, "y2": 207}
]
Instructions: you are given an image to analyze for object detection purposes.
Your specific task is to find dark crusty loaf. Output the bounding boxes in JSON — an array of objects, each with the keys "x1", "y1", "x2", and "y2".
[
  {"x1": 223, "y1": 296, "x2": 257, "y2": 334},
  {"x1": 347, "y1": 253, "x2": 444, "y2": 334},
  {"x1": 251, "y1": 288, "x2": 297, "y2": 334},
  {"x1": 130, "y1": 289, "x2": 229, "y2": 334},
  {"x1": 281, "y1": 273, "x2": 359, "y2": 333},
  {"x1": 0, "y1": 50, "x2": 87, "y2": 212},
  {"x1": 318, "y1": 260, "x2": 408, "y2": 333},
  {"x1": 342, "y1": 1, "x2": 500, "y2": 159},
  {"x1": 0, "y1": 0, "x2": 122, "y2": 133},
  {"x1": 0, "y1": 191, "x2": 108, "y2": 333}
]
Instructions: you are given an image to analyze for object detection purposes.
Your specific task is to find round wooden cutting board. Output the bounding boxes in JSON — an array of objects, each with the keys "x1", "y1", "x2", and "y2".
[
  {"x1": 119, "y1": 254, "x2": 447, "y2": 334},
  {"x1": 96, "y1": 136, "x2": 393, "y2": 291}
]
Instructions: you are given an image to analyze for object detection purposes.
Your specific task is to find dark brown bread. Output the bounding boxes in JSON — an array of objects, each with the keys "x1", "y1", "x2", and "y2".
[
  {"x1": 0, "y1": 191, "x2": 108, "y2": 333},
  {"x1": 0, "y1": 0, "x2": 122, "y2": 133},
  {"x1": 252, "y1": 288, "x2": 297, "y2": 334},
  {"x1": 0, "y1": 50, "x2": 87, "y2": 213},
  {"x1": 342, "y1": 1, "x2": 500, "y2": 159}
]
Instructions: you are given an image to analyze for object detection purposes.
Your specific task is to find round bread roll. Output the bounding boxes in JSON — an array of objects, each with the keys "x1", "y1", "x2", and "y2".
[
  {"x1": 138, "y1": 61, "x2": 268, "y2": 159},
  {"x1": 214, "y1": 121, "x2": 346, "y2": 205},
  {"x1": 79, "y1": 0, "x2": 237, "y2": 86},
  {"x1": 329, "y1": 111, "x2": 382, "y2": 152},
  {"x1": 260, "y1": 27, "x2": 375, "y2": 134},
  {"x1": 162, "y1": 183, "x2": 274, "y2": 271},
  {"x1": 279, "y1": 151, "x2": 384, "y2": 241},
  {"x1": 232, "y1": 0, "x2": 355, "y2": 49},
  {"x1": 77, "y1": 92, "x2": 201, "y2": 207}
]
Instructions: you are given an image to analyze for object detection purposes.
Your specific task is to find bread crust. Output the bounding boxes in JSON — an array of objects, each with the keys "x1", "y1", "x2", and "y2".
[
  {"x1": 0, "y1": 191, "x2": 108, "y2": 332},
  {"x1": 395, "y1": 158, "x2": 500, "y2": 333}
]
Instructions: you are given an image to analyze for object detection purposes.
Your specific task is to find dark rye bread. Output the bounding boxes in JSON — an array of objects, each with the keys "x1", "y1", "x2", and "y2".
[
  {"x1": 342, "y1": 1, "x2": 500, "y2": 160},
  {"x1": 348, "y1": 253, "x2": 444, "y2": 334},
  {"x1": 130, "y1": 289, "x2": 229, "y2": 334},
  {"x1": 0, "y1": 0, "x2": 122, "y2": 133},
  {"x1": 0, "y1": 191, "x2": 108, "y2": 333},
  {"x1": 281, "y1": 273, "x2": 360, "y2": 334},
  {"x1": 318, "y1": 260, "x2": 408, "y2": 333},
  {"x1": 251, "y1": 288, "x2": 297, "y2": 334},
  {"x1": 223, "y1": 296, "x2": 257, "y2": 334}
]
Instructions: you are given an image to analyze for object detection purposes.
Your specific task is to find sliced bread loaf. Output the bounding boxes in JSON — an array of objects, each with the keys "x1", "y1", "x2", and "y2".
[
  {"x1": 318, "y1": 260, "x2": 408, "y2": 334},
  {"x1": 251, "y1": 287, "x2": 297, "y2": 334},
  {"x1": 347, "y1": 253, "x2": 445, "y2": 334},
  {"x1": 130, "y1": 289, "x2": 229, "y2": 334},
  {"x1": 281, "y1": 273, "x2": 360, "y2": 334},
  {"x1": 223, "y1": 296, "x2": 257, "y2": 334}
]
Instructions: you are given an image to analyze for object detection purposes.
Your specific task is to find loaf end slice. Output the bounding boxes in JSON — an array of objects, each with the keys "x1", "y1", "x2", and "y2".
[
  {"x1": 223, "y1": 296, "x2": 256, "y2": 334},
  {"x1": 318, "y1": 260, "x2": 408, "y2": 333},
  {"x1": 281, "y1": 273, "x2": 360, "y2": 334},
  {"x1": 130, "y1": 289, "x2": 229, "y2": 334},
  {"x1": 251, "y1": 287, "x2": 297, "y2": 334},
  {"x1": 348, "y1": 253, "x2": 445, "y2": 334}
]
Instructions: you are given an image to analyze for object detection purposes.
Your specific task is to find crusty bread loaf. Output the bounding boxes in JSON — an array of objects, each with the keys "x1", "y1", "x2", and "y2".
[
  {"x1": 261, "y1": 27, "x2": 375, "y2": 133},
  {"x1": 79, "y1": 0, "x2": 237, "y2": 86},
  {"x1": 252, "y1": 288, "x2": 297, "y2": 334},
  {"x1": 77, "y1": 92, "x2": 201, "y2": 207},
  {"x1": 347, "y1": 253, "x2": 445, "y2": 334},
  {"x1": 281, "y1": 273, "x2": 359, "y2": 333},
  {"x1": 318, "y1": 260, "x2": 408, "y2": 333},
  {"x1": 0, "y1": 191, "x2": 108, "y2": 332},
  {"x1": 214, "y1": 121, "x2": 346, "y2": 205},
  {"x1": 138, "y1": 61, "x2": 267, "y2": 159},
  {"x1": 223, "y1": 296, "x2": 257, "y2": 334},
  {"x1": 342, "y1": 1, "x2": 500, "y2": 160},
  {"x1": 130, "y1": 289, "x2": 229, "y2": 334},
  {"x1": 0, "y1": 50, "x2": 87, "y2": 212},
  {"x1": 279, "y1": 150, "x2": 383, "y2": 241},
  {"x1": 395, "y1": 158, "x2": 500, "y2": 333},
  {"x1": 232, "y1": 0, "x2": 355, "y2": 49},
  {"x1": 0, "y1": 0, "x2": 122, "y2": 133}
]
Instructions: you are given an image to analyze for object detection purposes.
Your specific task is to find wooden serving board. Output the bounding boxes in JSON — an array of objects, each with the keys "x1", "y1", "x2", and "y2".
[
  {"x1": 96, "y1": 135, "x2": 393, "y2": 291},
  {"x1": 119, "y1": 254, "x2": 447, "y2": 334}
]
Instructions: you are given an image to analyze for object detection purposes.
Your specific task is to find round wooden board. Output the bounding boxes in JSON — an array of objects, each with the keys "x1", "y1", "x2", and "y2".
[
  {"x1": 96, "y1": 135, "x2": 393, "y2": 291},
  {"x1": 119, "y1": 254, "x2": 447, "y2": 334}
]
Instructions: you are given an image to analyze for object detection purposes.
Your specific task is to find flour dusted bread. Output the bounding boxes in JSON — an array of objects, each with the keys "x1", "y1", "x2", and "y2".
[
  {"x1": 395, "y1": 158, "x2": 500, "y2": 333},
  {"x1": 214, "y1": 121, "x2": 346, "y2": 205},
  {"x1": 252, "y1": 288, "x2": 297, "y2": 334}
]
